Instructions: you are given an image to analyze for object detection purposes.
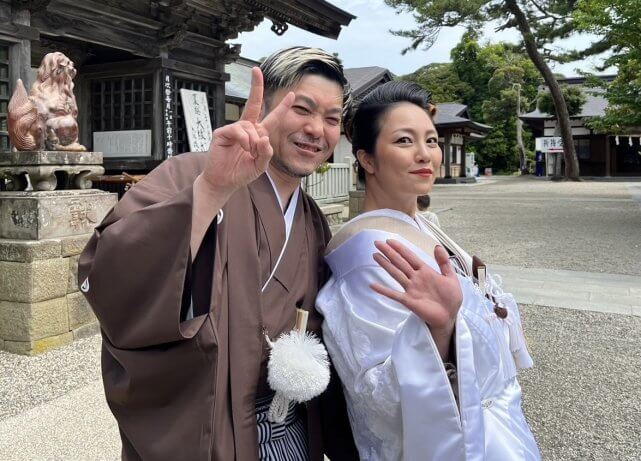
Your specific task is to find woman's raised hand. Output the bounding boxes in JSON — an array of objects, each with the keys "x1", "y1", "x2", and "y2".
[
  {"x1": 201, "y1": 67, "x2": 294, "y2": 195},
  {"x1": 371, "y1": 240, "x2": 463, "y2": 332}
]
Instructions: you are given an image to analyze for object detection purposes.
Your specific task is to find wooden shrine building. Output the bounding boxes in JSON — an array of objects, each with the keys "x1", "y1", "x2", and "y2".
[{"x1": 0, "y1": 0, "x2": 354, "y2": 172}]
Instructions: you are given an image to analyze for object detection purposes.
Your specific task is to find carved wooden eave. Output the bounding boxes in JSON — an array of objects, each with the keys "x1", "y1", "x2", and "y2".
[
  {"x1": 0, "y1": 20, "x2": 39, "y2": 42},
  {"x1": 160, "y1": 0, "x2": 354, "y2": 40},
  {"x1": 247, "y1": 0, "x2": 355, "y2": 39},
  {"x1": 9, "y1": 0, "x2": 353, "y2": 70},
  {"x1": 10, "y1": 0, "x2": 53, "y2": 14},
  {"x1": 31, "y1": 0, "x2": 162, "y2": 57}
]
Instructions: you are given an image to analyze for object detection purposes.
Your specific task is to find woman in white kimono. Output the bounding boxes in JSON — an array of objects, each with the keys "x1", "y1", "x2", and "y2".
[{"x1": 316, "y1": 81, "x2": 540, "y2": 460}]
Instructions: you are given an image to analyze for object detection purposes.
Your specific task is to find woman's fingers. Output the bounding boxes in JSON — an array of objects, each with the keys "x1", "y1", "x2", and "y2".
[
  {"x1": 373, "y1": 253, "x2": 409, "y2": 289},
  {"x1": 434, "y1": 245, "x2": 455, "y2": 277},
  {"x1": 386, "y1": 239, "x2": 424, "y2": 271},
  {"x1": 374, "y1": 240, "x2": 415, "y2": 278},
  {"x1": 370, "y1": 283, "x2": 405, "y2": 305}
]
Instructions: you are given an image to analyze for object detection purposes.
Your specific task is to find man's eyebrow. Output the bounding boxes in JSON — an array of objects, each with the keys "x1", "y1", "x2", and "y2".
[
  {"x1": 295, "y1": 95, "x2": 342, "y2": 115},
  {"x1": 294, "y1": 95, "x2": 317, "y2": 109}
]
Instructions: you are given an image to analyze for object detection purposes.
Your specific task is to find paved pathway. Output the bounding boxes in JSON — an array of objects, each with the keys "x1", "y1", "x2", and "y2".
[
  {"x1": 0, "y1": 381, "x2": 119, "y2": 461},
  {"x1": 491, "y1": 264, "x2": 641, "y2": 316}
]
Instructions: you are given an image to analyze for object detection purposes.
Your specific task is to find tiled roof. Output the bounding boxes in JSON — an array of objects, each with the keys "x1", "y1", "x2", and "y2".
[
  {"x1": 344, "y1": 67, "x2": 393, "y2": 98},
  {"x1": 434, "y1": 103, "x2": 468, "y2": 123},
  {"x1": 521, "y1": 87, "x2": 609, "y2": 120}
]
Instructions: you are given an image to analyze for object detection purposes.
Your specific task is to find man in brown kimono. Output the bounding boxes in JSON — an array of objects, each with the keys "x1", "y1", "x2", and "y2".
[{"x1": 78, "y1": 47, "x2": 357, "y2": 460}]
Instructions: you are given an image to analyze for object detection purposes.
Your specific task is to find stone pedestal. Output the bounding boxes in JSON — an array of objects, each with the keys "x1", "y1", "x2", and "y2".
[
  {"x1": 0, "y1": 151, "x2": 105, "y2": 191},
  {"x1": 348, "y1": 189, "x2": 365, "y2": 219},
  {"x1": 0, "y1": 190, "x2": 116, "y2": 240},
  {"x1": 0, "y1": 174, "x2": 116, "y2": 355},
  {"x1": 320, "y1": 203, "x2": 345, "y2": 227}
]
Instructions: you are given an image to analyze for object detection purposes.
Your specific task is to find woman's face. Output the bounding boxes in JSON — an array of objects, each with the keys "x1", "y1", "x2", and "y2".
[{"x1": 360, "y1": 102, "x2": 442, "y2": 199}]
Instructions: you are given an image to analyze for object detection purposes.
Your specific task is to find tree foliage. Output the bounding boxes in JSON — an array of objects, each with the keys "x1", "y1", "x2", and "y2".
[
  {"x1": 400, "y1": 62, "x2": 473, "y2": 104},
  {"x1": 385, "y1": 0, "x2": 585, "y2": 177},
  {"x1": 573, "y1": 0, "x2": 641, "y2": 133},
  {"x1": 403, "y1": 33, "x2": 541, "y2": 172},
  {"x1": 385, "y1": 0, "x2": 583, "y2": 55},
  {"x1": 537, "y1": 85, "x2": 587, "y2": 117}
]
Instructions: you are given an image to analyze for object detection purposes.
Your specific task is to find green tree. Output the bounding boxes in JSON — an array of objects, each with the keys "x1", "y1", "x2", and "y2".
[
  {"x1": 449, "y1": 34, "x2": 541, "y2": 172},
  {"x1": 384, "y1": 0, "x2": 585, "y2": 179},
  {"x1": 537, "y1": 85, "x2": 587, "y2": 117},
  {"x1": 482, "y1": 65, "x2": 540, "y2": 173},
  {"x1": 572, "y1": 0, "x2": 641, "y2": 132},
  {"x1": 401, "y1": 62, "x2": 473, "y2": 104}
]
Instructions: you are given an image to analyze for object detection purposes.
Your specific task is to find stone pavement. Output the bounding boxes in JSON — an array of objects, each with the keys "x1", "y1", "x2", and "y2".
[
  {"x1": 0, "y1": 381, "x2": 120, "y2": 461},
  {"x1": 490, "y1": 264, "x2": 641, "y2": 316},
  {"x1": 1, "y1": 263, "x2": 640, "y2": 460}
]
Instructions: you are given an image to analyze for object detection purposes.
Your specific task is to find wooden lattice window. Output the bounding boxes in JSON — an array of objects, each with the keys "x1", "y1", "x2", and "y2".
[
  {"x1": 173, "y1": 78, "x2": 215, "y2": 154},
  {"x1": 91, "y1": 75, "x2": 153, "y2": 132},
  {"x1": 0, "y1": 44, "x2": 10, "y2": 151}
]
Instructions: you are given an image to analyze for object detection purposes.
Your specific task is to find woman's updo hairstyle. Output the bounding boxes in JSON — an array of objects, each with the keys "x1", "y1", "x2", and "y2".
[{"x1": 344, "y1": 80, "x2": 437, "y2": 183}]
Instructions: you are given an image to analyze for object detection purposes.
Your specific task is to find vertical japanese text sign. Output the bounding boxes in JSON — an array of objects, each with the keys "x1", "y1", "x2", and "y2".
[
  {"x1": 179, "y1": 89, "x2": 212, "y2": 152},
  {"x1": 163, "y1": 71, "x2": 175, "y2": 158}
]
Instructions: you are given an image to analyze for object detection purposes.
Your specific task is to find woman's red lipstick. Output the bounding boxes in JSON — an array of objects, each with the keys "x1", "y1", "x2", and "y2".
[{"x1": 410, "y1": 168, "x2": 433, "y2": 177}]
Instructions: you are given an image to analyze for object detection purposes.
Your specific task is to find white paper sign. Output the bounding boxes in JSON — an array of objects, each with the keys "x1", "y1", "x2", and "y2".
[
  {"x1": 180, "y1": 89, "x2": 212, "y2": 152},
  {"x1": 93, "y1": 130, "x2": 152, "y2": 158},
  {"x1": 536, "y1": 137, "x2": 564, "y2": 153}
]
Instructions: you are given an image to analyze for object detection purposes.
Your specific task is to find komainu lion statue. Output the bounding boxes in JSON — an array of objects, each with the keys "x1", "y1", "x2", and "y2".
[{"x1": 8, "y1": 52, "x2": 86, "y2": 152}]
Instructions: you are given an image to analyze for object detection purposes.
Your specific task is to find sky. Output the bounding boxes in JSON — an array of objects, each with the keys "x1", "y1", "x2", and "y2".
[{"x1": 232, "y1": 0, "x2": 611, "y2": 77}]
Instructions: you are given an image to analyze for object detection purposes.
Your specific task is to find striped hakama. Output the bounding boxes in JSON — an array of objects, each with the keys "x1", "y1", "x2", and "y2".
[{"x1": 255, "y1": 393, "x2": 309, "y2": 461}]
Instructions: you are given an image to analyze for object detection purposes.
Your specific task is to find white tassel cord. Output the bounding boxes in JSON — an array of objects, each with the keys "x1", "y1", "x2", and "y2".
[
  {"x1": 487, "y1": 272, "x2": 533, "y2": 369},
  {"x1": 268, "y1": 392, "x2": 291, "y2": 424},
  {"x1": 484, "y1": 304, "x2": 517, "y2": 381},
  {"x1": 265, "y1": 330, "x2": 330, "y2": 423}
]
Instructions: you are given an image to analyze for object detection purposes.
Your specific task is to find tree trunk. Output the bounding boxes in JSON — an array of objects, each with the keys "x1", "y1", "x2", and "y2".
[
  {"x1": 516, "y1": 118, "x2": 528, "y2": 174},
  {"x1": 504, "y1": 0, "x2": 581, "y2": 179}
]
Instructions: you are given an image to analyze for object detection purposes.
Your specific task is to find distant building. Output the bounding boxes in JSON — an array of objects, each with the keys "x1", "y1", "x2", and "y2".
[
  {"x1": 521, "y1": 76, "x2": 641, "y2": 177},
  {"x1": 432, "y1": 103, "x2": 491, "y2": 180},
  {"x1": 224, "y1": 57, "x2": 261, "y2": 124}
]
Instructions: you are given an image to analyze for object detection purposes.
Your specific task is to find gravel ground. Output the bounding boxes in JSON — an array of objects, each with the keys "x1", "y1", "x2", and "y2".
[
  {"x1": 1, "y1": 176, "x2": 640, "y2": 459},
  {"x1": 431, "y1": 177, "x2": 641, "y2": 276},
  {"x1": 519, "y1": 305, "x2": 641, "y2": 461},
  {"x1": 0, "y1": 335, "x2": 101, "y2": 419},
  {"x1": 2, "y1": 306, "x2": 639, "y2": 460}
]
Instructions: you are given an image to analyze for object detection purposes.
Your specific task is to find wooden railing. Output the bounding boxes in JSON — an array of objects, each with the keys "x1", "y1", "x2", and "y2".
[{"x1": 303, "y1": 163, "x2": 352, "y2": 204}]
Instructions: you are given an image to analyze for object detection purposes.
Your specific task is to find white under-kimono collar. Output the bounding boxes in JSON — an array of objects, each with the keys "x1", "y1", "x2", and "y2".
[
  {"x1": 352, "y1": 208, "x2": 421, "y2": 229},
  {"x1": 262, "y1": 173, "x2": 301, "y2": 292},
  {"x1": 349, "y1": 207, "x2": 439, "y2": 244}
]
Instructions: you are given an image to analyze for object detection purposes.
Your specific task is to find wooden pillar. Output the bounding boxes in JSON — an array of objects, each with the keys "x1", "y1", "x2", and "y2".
[
  {"x1": 9, "y1": 8, "x2": 33, "y2": 92},
  {"x1": 459, "y1": 142, "x2": 467, "y2": 177},
  {"x1": 153, "y1": 68, "x2": 166, "y2": 161},
  {"x1": 444, "y1": 135, "x2": 452, "y2": 179},
  {"x1": 213, "y1": 64, "x2": 226, "y2": 129},
  {"x1": 604, "y1": 135, "x2": 612, "y2": 177}
]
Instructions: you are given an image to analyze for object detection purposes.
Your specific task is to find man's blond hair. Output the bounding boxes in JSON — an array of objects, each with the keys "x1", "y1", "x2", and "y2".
[{"x1": 260, "y1": 46, "x2": 352, "y2": 121}]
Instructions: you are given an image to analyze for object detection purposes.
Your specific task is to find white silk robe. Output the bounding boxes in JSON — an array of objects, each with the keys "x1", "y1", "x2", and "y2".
[{"x1": 316, "y1": 209, "x2": 540, "y2": 461}]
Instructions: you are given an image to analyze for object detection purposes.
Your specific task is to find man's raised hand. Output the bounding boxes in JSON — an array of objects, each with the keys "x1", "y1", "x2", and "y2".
[{"x1": 201, "y1": 67, "x2": 294, "y2": 195}]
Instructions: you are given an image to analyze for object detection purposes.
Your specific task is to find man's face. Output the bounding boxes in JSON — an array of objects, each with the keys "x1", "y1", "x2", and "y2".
[{"x1": 264, "y1": 74, "x2": 344, "y2": 178}]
